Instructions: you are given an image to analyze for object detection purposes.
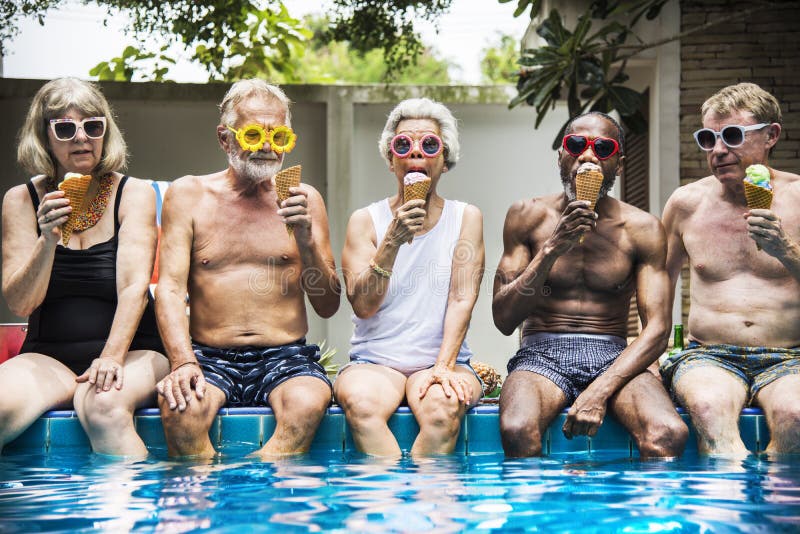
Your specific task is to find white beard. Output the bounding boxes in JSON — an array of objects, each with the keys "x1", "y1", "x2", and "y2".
[{"x1": 227, "y1": 145, "x2": 282, "y2": 185}]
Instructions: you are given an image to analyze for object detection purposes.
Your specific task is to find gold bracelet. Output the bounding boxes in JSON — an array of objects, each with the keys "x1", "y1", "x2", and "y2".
[{"x1": 369, "y1": 259, "x2": 392, "y2": 279}]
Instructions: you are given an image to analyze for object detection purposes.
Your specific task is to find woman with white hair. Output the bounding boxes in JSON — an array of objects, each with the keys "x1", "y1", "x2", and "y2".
[
  {"x1": 0, "y1": 78, "x2": 168, "y2": 456},
  {"x1": 336, "y1": 98, "x2": 485, "y2": 456}
]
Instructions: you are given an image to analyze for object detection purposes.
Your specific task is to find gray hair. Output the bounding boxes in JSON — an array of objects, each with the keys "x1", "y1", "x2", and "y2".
[
  {"x1": 219, "y1": 79, "x2": 292, "y2": 128},
  {"x1": 17, "y1": 77, "x2": 127, "y2": 178},
  {"x1": 702, "y1": 82, "x2": 782, "y2": 125},
  {"x1": 378, "y1": 98, "x2": 460, "y2": 169}
]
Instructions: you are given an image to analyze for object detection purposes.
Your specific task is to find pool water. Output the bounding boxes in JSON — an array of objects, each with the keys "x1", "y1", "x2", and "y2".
[{"x1": 1, "y1": 448, "x2": 799, "y2": 532}]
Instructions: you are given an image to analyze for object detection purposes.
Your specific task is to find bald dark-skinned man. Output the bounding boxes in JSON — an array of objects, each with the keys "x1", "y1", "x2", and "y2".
[{"x1": 493, "y1": 111, "x2": 688, "y2": 458}]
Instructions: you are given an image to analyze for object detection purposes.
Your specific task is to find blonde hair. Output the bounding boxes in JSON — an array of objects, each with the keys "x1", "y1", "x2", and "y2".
[
  {"x1": 17, "y1": 78, "x2": 127, "y2": 178},
  {"x1": 378, "y1": 98, "x2": 460, "y2": 169},
  {"x1": 219, "y1": 79, "x2": 292, "y2": 129},
  {"x1": 701, "y1": 82, "x2": 782, "y2": 125}
]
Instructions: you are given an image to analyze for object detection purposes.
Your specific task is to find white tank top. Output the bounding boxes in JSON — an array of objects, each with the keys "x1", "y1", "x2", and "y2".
[{"x1": 349, "y1": 198, "x2": 473, "y2": 374}]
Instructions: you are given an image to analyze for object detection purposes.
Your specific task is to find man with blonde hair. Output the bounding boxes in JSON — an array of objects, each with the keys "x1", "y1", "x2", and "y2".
[
  {"x1": 662, "y1": 82, "x2": 800, "y2": 455},
  {"x1": 155, "y1": 79, "x2": 340, "y2": 458}
]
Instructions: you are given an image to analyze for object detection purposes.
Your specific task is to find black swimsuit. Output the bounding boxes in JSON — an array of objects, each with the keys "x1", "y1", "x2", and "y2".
[{"x1": 19, "y1": 176, "x2": 164, "y2": 374}]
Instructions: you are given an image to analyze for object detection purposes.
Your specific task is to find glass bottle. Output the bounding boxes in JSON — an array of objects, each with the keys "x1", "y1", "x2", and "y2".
[{"x1": 669, "y1": 324, "x2": 684, "y2": 355}]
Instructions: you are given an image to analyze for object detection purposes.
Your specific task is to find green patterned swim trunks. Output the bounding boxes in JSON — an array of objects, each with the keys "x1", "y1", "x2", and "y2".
[{"x1": 660, "y1": 342, "x2": 800, "y2": 404}]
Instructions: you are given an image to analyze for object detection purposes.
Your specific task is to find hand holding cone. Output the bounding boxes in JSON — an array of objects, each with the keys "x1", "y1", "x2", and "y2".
[
  {"x1": 58, "y1": 173, "x2": 93, "y2": 246},
  {"x1": 575, "y1": 163, "x2": 604, "y2": 244},
  {"x1": 274, "y1": 165, "x2": 302, "y2": 236},
  {"x1": 743, "y1": 164, "x2": 774, "y2": 250}
]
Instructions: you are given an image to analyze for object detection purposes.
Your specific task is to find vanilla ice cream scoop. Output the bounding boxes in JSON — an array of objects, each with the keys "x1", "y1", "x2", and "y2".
[{"x1": 403, "y1": 171, "x2": 429, "y2": 186}]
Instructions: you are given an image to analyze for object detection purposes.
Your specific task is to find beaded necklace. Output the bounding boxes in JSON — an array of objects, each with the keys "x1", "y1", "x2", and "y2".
[{"x1": 45, "y1": 174, "x2": 114, "y2": 232}]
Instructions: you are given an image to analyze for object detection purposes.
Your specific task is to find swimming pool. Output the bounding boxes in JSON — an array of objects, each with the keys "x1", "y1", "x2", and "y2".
[{"x1": 1, "y1": 448, "x2": 799, "y2": 532}]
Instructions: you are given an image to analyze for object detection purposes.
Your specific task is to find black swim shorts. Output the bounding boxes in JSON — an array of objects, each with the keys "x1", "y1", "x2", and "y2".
[{"x1": 192, "y1": 339, "x2": 332, "y2": 407}]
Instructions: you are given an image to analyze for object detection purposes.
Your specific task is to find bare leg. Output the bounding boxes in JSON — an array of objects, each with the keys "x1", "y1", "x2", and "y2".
[
  {"x1": 609, "y1": 371, "x2": 688, "y2": 458},
  {"x1": 499, "y1": 371, "x2": 568, "y2": 457},
  {"x1": 754, "y1": 374, "x2": 800, "y2": 454},
  {"x1": 0, "y1": 353, "x2": 76, "y2": 451},
  {"x1": 158, "y1": 381, "x2": 226, "y2": 458},
  {"x1": 74, "y1": 350, "x2": 169, "y2": 457},
  {"x1": 673, "y1": 365, "x2": 749, "y2": 455},
  {"x1": 334, "y1": 364, "x2": 406, "y2": 457},
  {"x1": 406, "y1": 367, "x2": 482, "y2": 456},
  {"x1": 256, "y1": 375, "x2": 331, "y2": 458}
]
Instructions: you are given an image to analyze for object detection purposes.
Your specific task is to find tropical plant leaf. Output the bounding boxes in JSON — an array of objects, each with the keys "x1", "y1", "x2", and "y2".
[
  {"x1": 620, "y1": 109, "x2": 648, "y2": 134},
  {"x1": 606, "y1": 85, "x2": 644, "y2": 116}
]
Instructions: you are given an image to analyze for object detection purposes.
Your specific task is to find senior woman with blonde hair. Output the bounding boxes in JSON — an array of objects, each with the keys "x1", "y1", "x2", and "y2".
[
  {"x1": 336, "y1": 98, "x2": 485, "y2": 457},
  {"x1": 0, "y1": 78, "x2": 167, "y2": 456}
]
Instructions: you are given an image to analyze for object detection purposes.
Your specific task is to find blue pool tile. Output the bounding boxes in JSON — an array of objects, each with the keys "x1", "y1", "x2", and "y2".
[
  {"x1": 310, "y1": 412, "x2": 345, "y2": 453},
  {"x1": 590, "y1": 417, "x2": 632, "y2": 454},
  {"x1": 453, "y1": 418, "x2": 467, "y2": 454},
  {"x1": 135, "y1": 416, "x2": 166, "y2": 449},
  {"x1": 389, "y1": 412, "x2": 420, "y2": 451},
  {"x1": 5, "y1": 418, "x2": 49, "y2": 453},
  {"x1": 262, "y1": 415, "x2": 277, "y2": 447},
  {"x1": 465, "y1": 413, "x2": 502, "y2": 454},
  {"x1": 680, "y1": 413, "x2": 699, "y2": 454},
  {"x1": 740, "y1": 415, "x2": 760, "y2": 453},
  {"x1": 220, "y1": 415, "x2": 262, "y2": 447},
  {"x1": 756, "y1": 415, "x2": 771, "y2": 451},
  {"x1": 209, "y1": 416, "x2": 222, "y2": 448},
  {"x1": 8, "y1": 404, "x2": 779, "y2": 457},
  {"x1": 548, "y1": 414, "x2": 589, "y2": 454},
  {"x1": 226, "y1": 407, "x2": 273, "y2": 416},
  {"x1": 344, "y1": 412, "x2": 420, "y2": 453},
  {"x1": 44, "y1": 410, "x2": 79, "y2": 418},
  {"x1": 48, "y1": 417, "x2": 90, "y2": 451},
  {"x1": 468, "y1": 404, "x2": 499, "y2": 415}
]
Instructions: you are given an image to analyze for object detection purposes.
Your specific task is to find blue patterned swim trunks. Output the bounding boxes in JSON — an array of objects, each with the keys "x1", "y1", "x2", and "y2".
[
  {"x1": 507, "y1": 333, "x2": 627, "y2": 403},
  {"x1": 660, "y1": 342, "x2": 800, "y2": 403},
  {"x1": 192, "y1": 339, "x2": 332, "y2": 407}
]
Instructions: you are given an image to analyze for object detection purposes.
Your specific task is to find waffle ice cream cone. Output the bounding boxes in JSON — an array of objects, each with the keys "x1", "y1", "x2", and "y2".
[
  {"x1": 576, "y1": 163, "x2": 604, "y2": 210},
  {"x1": 274, "y1": 165, "x2": 301, "y2": 235},
  {"x1": 403, "y1": 172, "x2": 431, "y2": 244},
  {"x1": 744, "y1": 181, "x2": 773, "y2": 209},
  {"x1": 403, "y1": 172, "x2": 431, "y2": 203},
  {"x1": 575, "y1": 163, "x2": 604, "y2": 244},
  {"x1": 743, "y1": 164, "x2": 774, "y2": 250},
  {"x1": 58, "y1": 173, "x2": 93, "y2": 246}
]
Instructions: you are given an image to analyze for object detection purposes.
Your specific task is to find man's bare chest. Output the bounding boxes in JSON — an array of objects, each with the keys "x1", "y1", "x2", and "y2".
[
  {"x1": 191, "y1": 202, "x2": 298, "y2": 269},
  {"x1": 545, "y1": 250, "x2": 636, "y2": 295}
]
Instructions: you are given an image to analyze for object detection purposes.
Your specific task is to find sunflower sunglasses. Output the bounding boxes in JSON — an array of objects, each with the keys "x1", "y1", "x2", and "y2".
[{"x1": 227, "y1": 124, "x2": 297, "y2": 153}]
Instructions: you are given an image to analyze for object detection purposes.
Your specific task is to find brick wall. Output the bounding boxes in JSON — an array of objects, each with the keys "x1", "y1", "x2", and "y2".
[{"x1": 679, "y1": 0, "x2": 800, "y2": 323}]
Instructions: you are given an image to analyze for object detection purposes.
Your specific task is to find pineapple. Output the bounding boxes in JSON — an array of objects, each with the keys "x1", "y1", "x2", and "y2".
[{"x1": 472, "y1": 361, "x2": 502, "y2": 398}]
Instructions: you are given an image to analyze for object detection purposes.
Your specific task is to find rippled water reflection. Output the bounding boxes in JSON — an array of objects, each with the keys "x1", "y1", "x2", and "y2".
[{"x1": 1, "y1": 450, "x2": 799, "y2": 532}]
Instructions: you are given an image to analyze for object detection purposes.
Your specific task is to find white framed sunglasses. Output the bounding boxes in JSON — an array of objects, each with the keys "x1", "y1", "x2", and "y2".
[
  {"x1": 693, "y1": 123, "x2": 768, "y2": 151},
  {"x1": 48, "y1": 117, "x2": 107, "y2": 141}
]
